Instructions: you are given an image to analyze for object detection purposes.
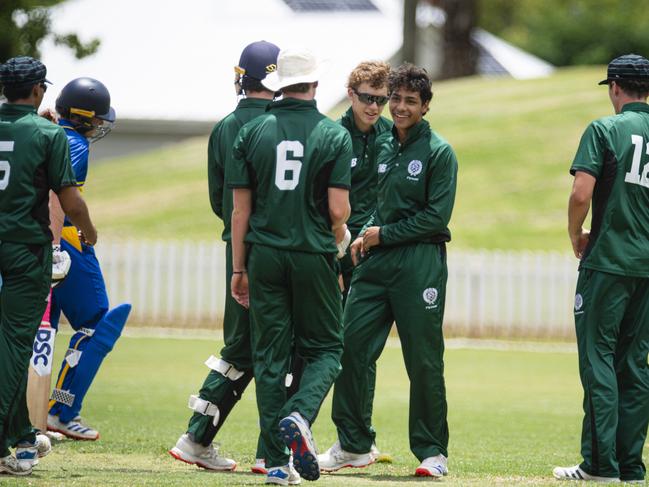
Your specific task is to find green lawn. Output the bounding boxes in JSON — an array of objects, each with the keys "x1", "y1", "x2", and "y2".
[
  {"x1": 86, "y1": 66, "x2": 612, "y2": 251},
  {"x1": 4, "y1": 333, "x2": 601, "y2": 486}
]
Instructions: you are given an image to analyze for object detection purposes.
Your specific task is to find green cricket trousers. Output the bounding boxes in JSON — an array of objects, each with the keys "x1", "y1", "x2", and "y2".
[
  {"x1": 249, "y1": 244, "x2": 343, "y2": 468},
  {"x1": 340, "y1": 249, "x2": 378, "y2": 447},
  {"x1": 574, "y1": 268, "x2": 649, "y2": 482},
  {"x1": 0, "y1": 241, "x2": 51, "y2": 455},
  {"x1": 332, "y1": 242, "x2": 449, "y2": 461},
  {"x1": 186, "y1": 242, "x2": 264, "y2": 456}
]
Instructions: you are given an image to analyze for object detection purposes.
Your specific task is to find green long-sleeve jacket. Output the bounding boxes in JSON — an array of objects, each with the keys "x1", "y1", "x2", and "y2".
[
  {"x1": 362, "y1": 119, "x2": 458, "y2": 246},
  {"x1": 338, "y1": 107, "x2": 392, "y2": 238},
  {"x1": 207, "y1": 98, "x2": 270, "y2": 241}
]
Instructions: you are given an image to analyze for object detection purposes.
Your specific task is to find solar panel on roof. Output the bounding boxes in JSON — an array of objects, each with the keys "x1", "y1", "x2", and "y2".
[{"x1": 282, "y1": 0, "x2": 378, "y2": 12}]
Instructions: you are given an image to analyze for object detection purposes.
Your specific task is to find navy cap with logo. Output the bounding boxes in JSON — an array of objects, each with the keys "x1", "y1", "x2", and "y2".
[
  {"x1": 235, "y1": 41, "x2": 280, "y2": 80},
  {"x1": 598, "y1": 53, "x2": 649, "y2": 85}
]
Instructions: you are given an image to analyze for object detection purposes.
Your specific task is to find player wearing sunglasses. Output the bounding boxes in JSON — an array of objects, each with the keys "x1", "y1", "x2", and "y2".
[{"x1": 318, "y1": 61, "x2": 391, "y2": 472}]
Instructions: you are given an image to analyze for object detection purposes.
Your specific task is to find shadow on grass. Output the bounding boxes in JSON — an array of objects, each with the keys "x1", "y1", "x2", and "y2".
[{"x1": 326, "y1": 472, "x2": 439, "y2": 482}]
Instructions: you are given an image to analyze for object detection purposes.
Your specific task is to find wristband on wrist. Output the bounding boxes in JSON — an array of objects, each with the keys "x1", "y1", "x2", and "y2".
[{"x1": 233, "y1": 270, "x2": 247, "y2": 274}]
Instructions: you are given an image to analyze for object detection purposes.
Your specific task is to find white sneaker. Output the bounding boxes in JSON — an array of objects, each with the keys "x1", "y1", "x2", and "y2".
[
  {"x1": 279, "y1": 412, "x2": 319, "y2": 481},
  {"x1": 252, "y1": 458, "x2": 268, "y2": 474},
  {"x1": 553, "y1": 465, "x2": 620, "y2": 482},
  {"x1": 318, "y1": 440, "x2": 375, "y2": 472},
  {"x1": 266, "y1": 464, "x2": 301, "y2": 485},
  {"x1": 168, "y1": 433, "x2": 236, "y2": 471},
  {"x1": 47, "y1": 415, "x2": 99, "y2": 441},
  {"x1": 0, "y1": 454, "x2": 32, "y2": 476},
  {"x1": 415, "y1": 454, "x2": 448, "y2": 478}
]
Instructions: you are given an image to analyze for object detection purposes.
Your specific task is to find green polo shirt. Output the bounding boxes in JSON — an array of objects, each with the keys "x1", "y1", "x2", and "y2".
[
  {"x1": 571, "y1": 101, "x2": 649, "y2": 277},
  {"x1": 207, "y1": 97, "x2": 271, "y2": 241},
  {"x1": 364, "y1": 119, "x2": 457, "y2": 246},
  {"x1": 0, "y1": 103, "x2": 76, "y2": 244},
  {"x1": 229, "y1": 98, "x2": 353, "y2": 254},
  {"x1": 338, "y1": 107, "x2": 391, "y2": 238}
]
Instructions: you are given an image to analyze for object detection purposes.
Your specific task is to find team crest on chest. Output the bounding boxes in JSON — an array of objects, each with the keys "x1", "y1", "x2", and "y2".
[
  {"x1": 378, "y1": 163, "x2": 387, "y2": 173},
  {"x1": 408, "y1": 160, "x2": 423, "y2": 177},
  {"x1": 423, "y1": 287, "x2": 438, "y2": 309}
]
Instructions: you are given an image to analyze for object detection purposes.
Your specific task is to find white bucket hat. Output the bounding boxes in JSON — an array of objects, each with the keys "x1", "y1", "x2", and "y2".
[{"x1": 262, "y1": 48, "x2": 328, "y2": 92}]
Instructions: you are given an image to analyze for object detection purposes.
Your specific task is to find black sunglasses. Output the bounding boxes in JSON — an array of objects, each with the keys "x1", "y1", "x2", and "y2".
[{"x1": 352, "y1": 88, "x2": 389, "y2": 106}]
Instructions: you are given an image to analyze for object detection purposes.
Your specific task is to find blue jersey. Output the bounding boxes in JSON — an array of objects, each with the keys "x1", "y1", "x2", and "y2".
[
  {"x1": 59, "y1": 119, "x2": 89, "y2": 230},
  {"x1": 59, "y1": 119, "x2": 89, "y2": 188}
]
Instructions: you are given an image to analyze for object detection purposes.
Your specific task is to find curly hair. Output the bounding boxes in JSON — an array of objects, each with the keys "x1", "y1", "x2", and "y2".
[
  {"x1": 347, "y1": 61, "x2": 391, "y2": 90},
  {"x1": 388, "y1": 63, "x2": 433, "y2": 104},
  {"x1": 615, "y1": 79, "x2": 649, "y2": 98}
]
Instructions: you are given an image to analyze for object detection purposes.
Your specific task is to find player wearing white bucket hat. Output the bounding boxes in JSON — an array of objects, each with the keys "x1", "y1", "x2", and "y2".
[{"x1": 262, "y1": 48, "x2": 329, "y2": 92}]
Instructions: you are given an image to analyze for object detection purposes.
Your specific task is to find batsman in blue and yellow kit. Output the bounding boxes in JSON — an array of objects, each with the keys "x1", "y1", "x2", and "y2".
[{"x1": 46, "y1": 78, "x2": 131, "y2": 441}]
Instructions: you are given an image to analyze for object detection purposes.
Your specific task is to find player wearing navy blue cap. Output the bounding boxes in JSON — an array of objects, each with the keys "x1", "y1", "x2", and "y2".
[
  {"x1": 169, "y1": 41, "x2": 282, "y2": 475},
  {"x1": 554, "y1": 53, "x2": 649, "y2": 483}
]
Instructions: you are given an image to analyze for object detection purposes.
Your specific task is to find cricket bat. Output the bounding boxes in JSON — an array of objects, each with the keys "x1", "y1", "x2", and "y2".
[{"x1": 27, "y1": 290, "x2": 56, "y2": 432}]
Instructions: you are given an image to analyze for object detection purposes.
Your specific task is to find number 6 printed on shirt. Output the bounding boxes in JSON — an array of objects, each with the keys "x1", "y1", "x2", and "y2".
[{"x1": 275, "y1": 140, "x2": 303, "y2": 190}]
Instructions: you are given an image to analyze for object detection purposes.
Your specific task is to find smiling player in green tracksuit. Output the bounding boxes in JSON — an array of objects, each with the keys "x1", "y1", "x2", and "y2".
[
  {"x1": 322, "y1": 63, "x2": 458, "y2": 478},
  {"x1": 318, "y1": 61, "x2": 391, "y2": 470}
]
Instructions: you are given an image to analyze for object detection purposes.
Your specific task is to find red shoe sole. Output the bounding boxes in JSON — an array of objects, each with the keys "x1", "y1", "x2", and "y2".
[
  {"x1": 47, "y1": 426, "x2": 99, "y2": 441},
  {"x1": 168, "y1": 450, "x2": 195, "y2": 465},
  {"x1": 251, "y1": 466, "x2": 267, "y2": 474},
  {"x1": 168, "y1": 449, "x2": 236, "y2": 472},
  {"x1": 415, "y1": 467, "x2": 443, "y2": 477},
  {"x1": 322, "y1": 459, "x2": 376, "y2": 473}
]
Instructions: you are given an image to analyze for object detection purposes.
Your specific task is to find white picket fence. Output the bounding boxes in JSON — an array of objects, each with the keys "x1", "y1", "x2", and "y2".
[{"x1": 95, "y1": 241, "x2": 580, "y2": 338}]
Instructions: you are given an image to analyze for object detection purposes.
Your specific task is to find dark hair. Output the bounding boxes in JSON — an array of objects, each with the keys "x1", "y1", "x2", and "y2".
[
  {"x1": 2, "y1": 83, "x2": 34, "y2": 102},
  {"x1": 388, "y1": 63, "x2": 433, "y2": 104},
  {"x1": 241, "y1": 76, "x2": 272, "y2": 95},
  {"x1": 615, "y1": 79, "x2": 649, "y2": 98},
  {"x1": 281, "y1": 82, "x2": 312, "y2": 94}
]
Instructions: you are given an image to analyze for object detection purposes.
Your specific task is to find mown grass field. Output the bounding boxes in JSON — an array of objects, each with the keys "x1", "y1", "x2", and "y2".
[
  {"x1": 86, "y1": 66, "x2": 612, "y2": 250},
  {"x1": 3, "y1": 333, "x2": 600, "y2": 486}
]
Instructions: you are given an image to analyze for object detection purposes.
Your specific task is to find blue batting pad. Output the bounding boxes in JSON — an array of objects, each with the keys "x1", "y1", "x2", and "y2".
[{"x1": 50, "y1": 303, "x2": 131, "y2": 423}]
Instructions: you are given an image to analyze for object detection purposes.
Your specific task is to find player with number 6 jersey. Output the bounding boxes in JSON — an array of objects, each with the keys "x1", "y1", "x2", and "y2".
[
  {"x1": 229, "y1": 47, "x2": 352, "y2": 484},
  {"x1": 553, "y1": 54, "x2": 649, "y2": 484}
]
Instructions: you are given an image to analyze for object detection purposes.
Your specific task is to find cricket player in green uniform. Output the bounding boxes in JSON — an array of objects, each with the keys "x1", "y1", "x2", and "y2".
[
  {"x1": 0, "y1": 56, "x2": 96, "y2": 476},
  {"x1": 553, "y1": 54, "x2": 649, "y2": 483},
  {"x1": 318, "y1": 61, "x2": 392, "y2": 470},
  {"x1": 229, "y1": 48, "x2": 353, "y2": 485},
  {"x1": 169, "y1": 41, "x2": 279, "y2": 474},
  {"x1": 321, "y1": 64, "x2": 457, "y2": 478},
  {"x1": 338, "y1": 61, "x2": 392, "y2": 301}
]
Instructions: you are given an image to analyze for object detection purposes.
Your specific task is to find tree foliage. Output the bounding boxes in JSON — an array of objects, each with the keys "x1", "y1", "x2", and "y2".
[
  {"x1": 0, "y1": 0, "x2": 100, "y2": 62},
  {"x1": 479, "y1": 0, "x2": 649, "y2": 66}
]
